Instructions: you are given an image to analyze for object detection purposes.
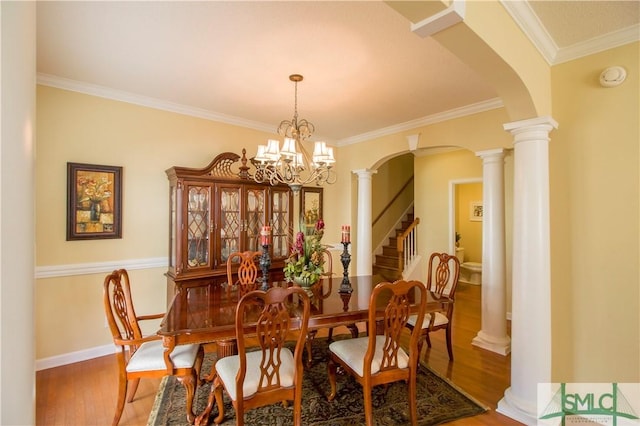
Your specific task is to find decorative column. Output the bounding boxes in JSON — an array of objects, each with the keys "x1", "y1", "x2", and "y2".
[
  {"x1": 353, "y1": 169, "x2": 377, "y2": 277},
  {"x1": 497, "y1": 116, "x2": 558, "y2": 425},
  {"x1": 472, "y1": 149, "x2": 511, "y2": 356}
]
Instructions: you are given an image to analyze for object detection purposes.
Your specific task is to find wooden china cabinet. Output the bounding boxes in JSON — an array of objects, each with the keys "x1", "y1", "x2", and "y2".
[{"x1": 165, "y1": 149, "x2": 292, "y2": 296}]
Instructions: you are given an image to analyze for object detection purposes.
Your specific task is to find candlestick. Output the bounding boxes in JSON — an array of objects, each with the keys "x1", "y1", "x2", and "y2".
[
  {"x1": 339, "y1": 241, "x2": 352, "y2": 293},
  {"x1": 259, "y1": 242, "x2": 271, "y2": 291}
]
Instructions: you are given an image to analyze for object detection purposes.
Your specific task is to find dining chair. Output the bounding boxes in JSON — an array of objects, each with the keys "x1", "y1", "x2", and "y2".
[
  {"x1": 327, "y1": 279, "x2": 427, "y2": 426},
  {"x1": 405, "y1": 252, "x2": 460, "y2": 360},
  {"x1": 210, "y1": 286, "x2": 311, "y2": 426},
  {"x1": 226, "y1": 250, "x2": 262, "y2": 300},
  {"x1": 103, "y1": 269, "x2": 204, "y2": 426}
]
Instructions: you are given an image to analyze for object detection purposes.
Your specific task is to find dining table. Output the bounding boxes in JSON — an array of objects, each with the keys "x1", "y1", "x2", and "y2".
[
  {"x1": 156, "y1": 275, "x2": 453, "y2": 424},
  {"x1": 157, "y1": 275, "x2": 452, "y2": 358}
]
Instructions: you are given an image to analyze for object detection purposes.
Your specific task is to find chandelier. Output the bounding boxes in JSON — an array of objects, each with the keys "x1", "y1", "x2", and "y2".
[{"x1": 253, "y1": 74, "x2": 336, "y2": 193}]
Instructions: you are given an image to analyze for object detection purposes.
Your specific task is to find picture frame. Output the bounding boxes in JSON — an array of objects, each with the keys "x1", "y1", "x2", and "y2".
[
  {"x1": 300, "y1": 187, "x2": 323, "y2": 229},
  {"x1": 67, "y1": 163, "x2": 122, "y2": 240},
  {"x1": 470, "y1": 201, "x2": 483, "y2": 222}
]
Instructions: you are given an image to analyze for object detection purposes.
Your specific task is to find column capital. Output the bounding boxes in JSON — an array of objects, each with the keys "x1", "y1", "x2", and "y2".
[
  {"x1": 503, "y1": 116, "x2": 558, "y2": 145},
  {"x1": 476, "y1": 148, "x2": 507, "y2": 160},
  {"x1": 352, "y1": 169, "x2": 377, "y2": 179}
]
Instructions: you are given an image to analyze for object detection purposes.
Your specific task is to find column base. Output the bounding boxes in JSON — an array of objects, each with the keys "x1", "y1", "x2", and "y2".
[
  {"x1": 497, "y1": 387, "x2": 538, "y2": 425},
  {"x1": 472, "y1": 330, "x2": 511, "y2": 355}
]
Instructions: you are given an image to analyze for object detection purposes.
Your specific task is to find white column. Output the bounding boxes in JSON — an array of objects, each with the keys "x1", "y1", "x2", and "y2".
[
  {"x1": 472, "y1": 149, "x2": 511, "y2": 355},
  {"x1": 353, "y1": 169, "x2": 377, "y2": 277},
  {"x1": 497, "y1": 116, "x2": 557, "y2": 425},
  {"x1": 1, "y1": 2, "x2": 37, "y2": 425}
]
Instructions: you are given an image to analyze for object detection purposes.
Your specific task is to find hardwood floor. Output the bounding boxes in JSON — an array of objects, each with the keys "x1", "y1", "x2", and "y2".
[{"x1": 36, "y1": 283, "x2": 522, "y2": 425}]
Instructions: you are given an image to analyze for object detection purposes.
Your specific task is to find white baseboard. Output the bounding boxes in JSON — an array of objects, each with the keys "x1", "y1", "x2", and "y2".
[{"x1": 36, "y1": 344, "x2": 116, "y2": 371}]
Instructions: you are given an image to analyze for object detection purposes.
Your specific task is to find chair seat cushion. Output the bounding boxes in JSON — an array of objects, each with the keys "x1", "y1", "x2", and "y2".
[
  {"x1": 407, "y1": 312, "x2": 449, "y2": 329},
  {"x1": 126, "y1": 340, "x2": 200, "y2": 373},
  {"x1": 215, "y1": 348, "x2": 295, "y2": 401},
  {"x1": 329, "y1": 336, "x2": 409, "y2": 377}
]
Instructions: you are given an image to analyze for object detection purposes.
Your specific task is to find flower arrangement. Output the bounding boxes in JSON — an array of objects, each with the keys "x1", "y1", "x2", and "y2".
[{"x1": 284, "y1": 219, "x2": 325, "y2": 286}]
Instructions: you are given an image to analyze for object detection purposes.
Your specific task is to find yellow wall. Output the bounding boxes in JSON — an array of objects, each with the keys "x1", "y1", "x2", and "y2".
[
  {"x1": 35, "y1": 86, "x2": 275, "y2": 359},
  {"x1": 549, "y1": 42, "x2": 639, "y2": 381},
  {"x1": 414, "y1": 149, "x2": 487, "y2": 264}
]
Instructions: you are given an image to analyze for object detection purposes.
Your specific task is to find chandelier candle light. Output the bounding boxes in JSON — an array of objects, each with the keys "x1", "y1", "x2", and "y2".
[
  {"x1": 339, "y1": 225, "x2": 352, "y2": 294},
  {"x1": 254, "y1": 74, "x2": 337, "y2": 193},
  {"x1": 259, "y1": 226, "x2": 271, "y2": 291}
]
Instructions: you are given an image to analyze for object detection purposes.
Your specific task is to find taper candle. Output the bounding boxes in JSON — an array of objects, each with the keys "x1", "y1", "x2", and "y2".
[
  {"x1": 341, "y1": 225, "x2": 351, "y2": 243},
  {"x1": 260, "y1": 225, "x2": 271, "y2": 245}
]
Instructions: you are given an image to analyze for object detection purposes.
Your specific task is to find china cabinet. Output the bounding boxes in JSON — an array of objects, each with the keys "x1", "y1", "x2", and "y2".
[{"x1": 166, "y1": 150, "x2": 293, "y2": 294}]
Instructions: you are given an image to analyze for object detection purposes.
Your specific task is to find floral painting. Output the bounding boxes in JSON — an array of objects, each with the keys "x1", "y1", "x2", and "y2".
[{"x1": 67, "y1": 163, "x2": 122, "y2": 240}]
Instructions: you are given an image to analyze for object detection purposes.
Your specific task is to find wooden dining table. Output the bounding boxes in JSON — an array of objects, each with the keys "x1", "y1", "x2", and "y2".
[
  {"x1": 157, "y1": 275, "x2": 452, "y2": 424},
  {"x1": 157, "y1": 275, "x2": 452, "y2": 357}
]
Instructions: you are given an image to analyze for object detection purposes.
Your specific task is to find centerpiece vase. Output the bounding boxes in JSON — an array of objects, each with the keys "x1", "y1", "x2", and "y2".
[{"x1": 293, "y1": 275, "x2": 318, "y2": 288}]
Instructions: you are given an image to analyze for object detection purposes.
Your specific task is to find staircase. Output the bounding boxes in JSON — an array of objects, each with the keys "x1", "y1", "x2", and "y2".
[{"x1": 372, "y1": 212, "x2": 415, "y2": 282}]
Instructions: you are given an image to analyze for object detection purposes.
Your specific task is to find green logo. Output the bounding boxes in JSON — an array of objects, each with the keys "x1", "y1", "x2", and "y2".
[{"x1": 538, "y1": 383, "x2": 639, "y2": 425}]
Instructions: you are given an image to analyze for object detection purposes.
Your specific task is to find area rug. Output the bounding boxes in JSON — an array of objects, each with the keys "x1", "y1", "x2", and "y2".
[{"x1": 148, "y1": 338, "x2": 488, "y2": 425}]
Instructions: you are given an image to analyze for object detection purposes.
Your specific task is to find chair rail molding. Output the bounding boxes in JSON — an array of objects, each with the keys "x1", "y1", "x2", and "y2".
[{"x1": 35, "y1": 257, "x2": 168, "y2": 279}]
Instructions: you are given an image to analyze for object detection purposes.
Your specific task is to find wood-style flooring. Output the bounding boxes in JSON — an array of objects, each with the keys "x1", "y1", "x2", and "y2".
[{"x1": 36, "y1": 283, "x2": 522, "y2": 425}]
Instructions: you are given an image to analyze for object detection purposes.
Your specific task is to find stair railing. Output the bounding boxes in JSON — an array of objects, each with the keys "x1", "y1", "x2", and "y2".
[{"x1": 396, "y1": 217, "x2": 420, "y2": 273}]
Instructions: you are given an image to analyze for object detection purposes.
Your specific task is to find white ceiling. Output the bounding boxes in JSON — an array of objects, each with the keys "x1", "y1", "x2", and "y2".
[{"x1": 36, "y1": 1, "x2": 639, "y2": 145}]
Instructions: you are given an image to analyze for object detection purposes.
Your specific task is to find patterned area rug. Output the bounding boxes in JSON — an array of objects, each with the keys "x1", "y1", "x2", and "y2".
[{"x1": 148, "y1": 338, "x2": 488, "y2": 425}]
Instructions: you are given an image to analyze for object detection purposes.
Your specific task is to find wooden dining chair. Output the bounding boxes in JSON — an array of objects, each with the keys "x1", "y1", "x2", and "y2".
[
  {"x1": 327, "y1": 279, "x2": 427, "y2": 426},
  {"x1": 103, "y1": 269, "x2": 204, "y2": 425},
  {"x1": 226, "y1": 250, "x2": 262, "y2": 300},
  {"x1": 210, "y1": 286, "x2": 311, "y2": 426},
  {"x1": 405, "y1": 252, "x2": 460, "y2": 360}
]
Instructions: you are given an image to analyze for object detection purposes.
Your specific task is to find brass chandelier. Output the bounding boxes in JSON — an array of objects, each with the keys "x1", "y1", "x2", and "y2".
[{"x1": 253, "y1": 74, "x2": 336, "y2": 193}]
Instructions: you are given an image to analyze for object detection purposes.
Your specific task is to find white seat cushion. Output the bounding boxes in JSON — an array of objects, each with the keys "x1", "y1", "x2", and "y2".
[
  {"x1": 407, "y1": 312, "x2": 449, "y2": 329},
  {"x1": 215, "y1": 348, "x2": 295, "y2": 401},
  {"x1": 126, "y1": 340, "x2": 200, "y2": 373},
  {"x1": 328, "y1": 336, "x2": 409, "y2": 378}
]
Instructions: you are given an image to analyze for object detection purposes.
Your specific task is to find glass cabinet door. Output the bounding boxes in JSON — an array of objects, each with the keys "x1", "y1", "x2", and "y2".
[
  {"x1": 271, "y1": 187, "x2": 291, "y2": 259},
  {"x1": 185, "y1": 184, "x2": 212, "y2": 271},
  {"x1": 244, "y1": 186, "x2": 267, "y2": 252},
  {"x1": 168, "y1": 184, "x2": 177, "y2": 274},
  {"x1": 219, "y1": 185, "x2": 241, "y2": 264}
]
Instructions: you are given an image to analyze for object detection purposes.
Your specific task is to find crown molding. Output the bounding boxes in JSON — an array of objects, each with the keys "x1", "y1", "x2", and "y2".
[
  {"x1": 501, "y1": 1, "x2": 640, "y2": 66},
  {"x1": 500, "y1": 0, "x2": 558, "y2": 65},
  {"x1": 336, "y1": 98, "x2": 504, "y2": 146},
  {"x1": 38, "y1": 73, "x2": 502, "y2": 147},
  {"x1": 554, "y1": 24, "x2": 640, "y2": 64},
  {"x1": 37, "y1": 73, "x2": 275, "y2": 134}
]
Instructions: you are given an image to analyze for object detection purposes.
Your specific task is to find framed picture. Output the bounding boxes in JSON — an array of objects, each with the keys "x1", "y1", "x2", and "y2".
[
  {"x1": 67, "y1": 163, "x2": 122, "y2": 240},
  {"x1": 300, "y1": 187, "x2": 323, "y2": 229},
  {"x1": 470, "y1": 201, "x2": 483, "y2": 222}
]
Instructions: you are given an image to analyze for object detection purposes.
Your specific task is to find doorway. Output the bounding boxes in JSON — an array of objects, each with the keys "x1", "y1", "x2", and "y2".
[{"x1": 448, "y1": 178, "x2": 483, "y2": 269}]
